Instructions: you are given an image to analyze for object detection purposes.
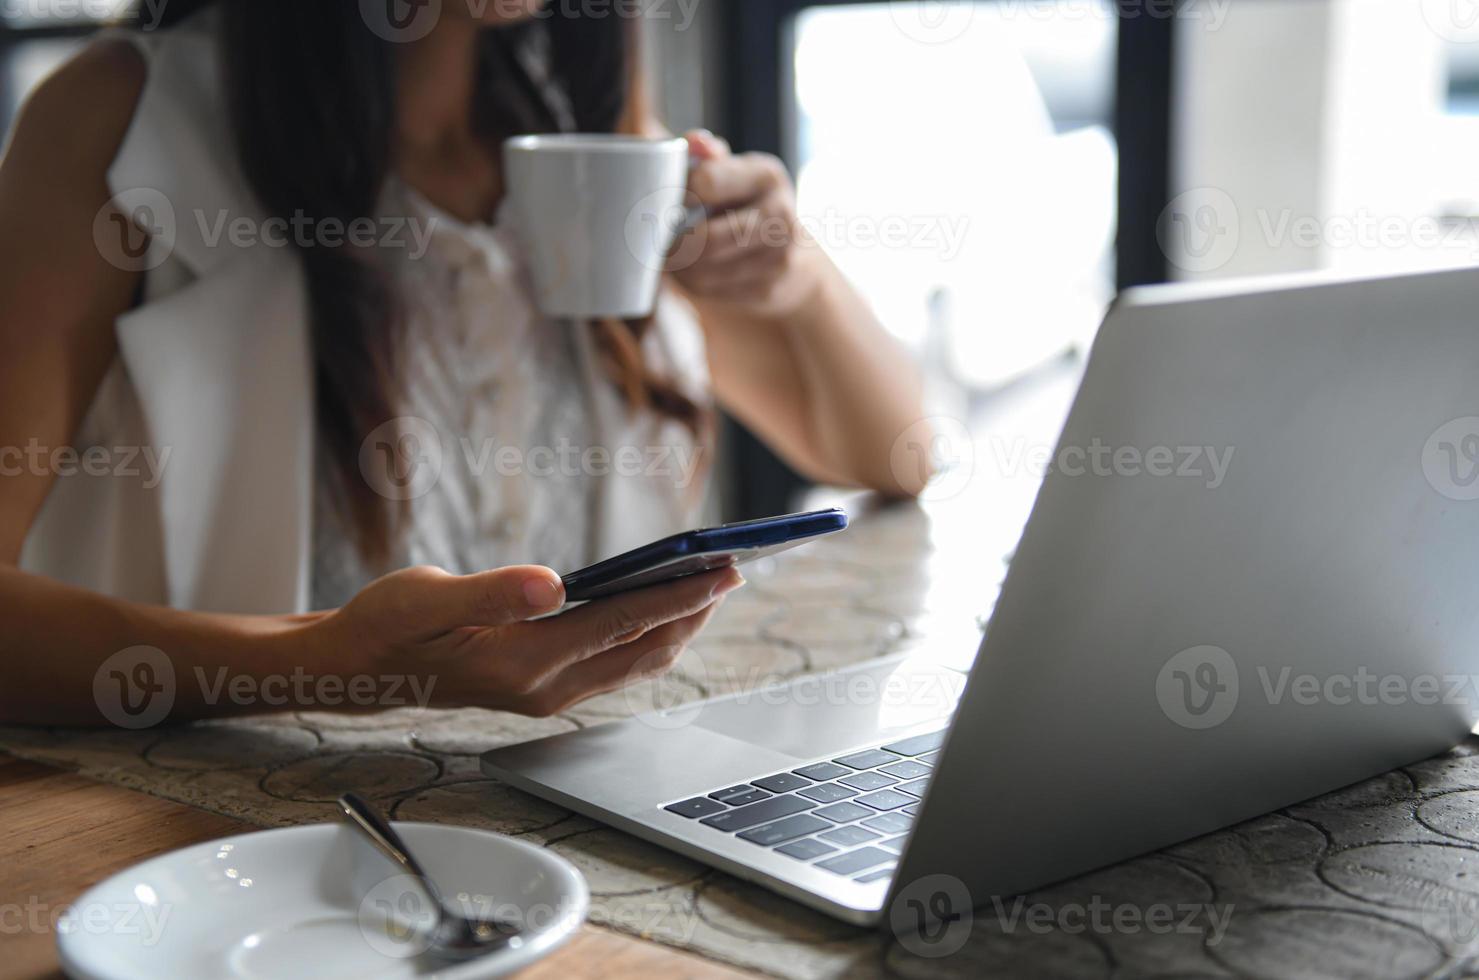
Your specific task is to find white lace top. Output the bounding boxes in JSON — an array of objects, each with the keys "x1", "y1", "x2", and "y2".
[{"x1": 311, "y1": 182, "x2": 713, "y2": 609}]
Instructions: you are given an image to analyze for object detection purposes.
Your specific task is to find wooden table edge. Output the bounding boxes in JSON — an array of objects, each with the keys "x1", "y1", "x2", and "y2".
[{"x1": 0, "y1": 753, "x2": 759, "y2": 980}]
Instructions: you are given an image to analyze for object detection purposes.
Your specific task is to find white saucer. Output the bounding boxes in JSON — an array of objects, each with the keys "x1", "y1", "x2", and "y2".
[{"x1": 57, "y1": 821, "x2": 589, "y2": 980}]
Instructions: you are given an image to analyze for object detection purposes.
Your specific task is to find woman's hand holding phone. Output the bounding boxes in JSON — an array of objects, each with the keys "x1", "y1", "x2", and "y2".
[{"x1": 316, "y1": 564, "x2": 744, "y2": 718}]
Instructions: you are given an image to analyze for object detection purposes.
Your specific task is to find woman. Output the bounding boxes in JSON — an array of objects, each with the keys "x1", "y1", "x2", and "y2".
[{"x1": 0, "y1": 1, "x2": 926, "y2": 725}]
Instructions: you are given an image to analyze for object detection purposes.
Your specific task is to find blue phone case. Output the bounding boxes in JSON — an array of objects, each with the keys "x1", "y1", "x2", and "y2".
[{"x1": 561, "y1": 508, "x2": 849, "y2": 602}]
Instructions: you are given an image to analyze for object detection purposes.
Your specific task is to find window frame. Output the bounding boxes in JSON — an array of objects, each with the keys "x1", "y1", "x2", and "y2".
[{"x1": 720, "y1": 0, "x2": 1176, "y2": 290}]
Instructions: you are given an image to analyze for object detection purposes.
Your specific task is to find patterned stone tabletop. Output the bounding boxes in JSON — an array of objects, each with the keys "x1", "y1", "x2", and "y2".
[{"x1": 7, "y1": 490, "x2": 1479, "y2": 979}]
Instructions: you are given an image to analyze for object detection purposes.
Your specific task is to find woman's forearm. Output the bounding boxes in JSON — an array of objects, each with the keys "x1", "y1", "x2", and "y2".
[
  {"x1": 781, "y1": 256, "x2": 930, "y2": 495},
  {"x1": 694, "y1": 252, "x2": 930, "y2": 497},
  {"x1": 0, "y1": 564, "x2": 326, "y2": 726}
]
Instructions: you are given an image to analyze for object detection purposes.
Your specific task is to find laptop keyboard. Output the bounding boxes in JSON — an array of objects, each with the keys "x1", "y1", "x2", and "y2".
[{"x1": 660, "y1": 728, "x2": 946, "y2": 882}]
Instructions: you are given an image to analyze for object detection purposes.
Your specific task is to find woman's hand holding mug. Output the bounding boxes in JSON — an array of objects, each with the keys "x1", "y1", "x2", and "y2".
[
  {"x1": 501, "y1": 129, "x2": 825, "y2": 321},
  {"x1": 670, "y1": 130, "x2": 828, "y2": 320}
]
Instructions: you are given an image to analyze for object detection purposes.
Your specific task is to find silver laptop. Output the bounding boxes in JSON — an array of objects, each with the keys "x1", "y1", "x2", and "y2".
[{"x1": 484, "y1": 266, "x2": 1479, "y2": 926}]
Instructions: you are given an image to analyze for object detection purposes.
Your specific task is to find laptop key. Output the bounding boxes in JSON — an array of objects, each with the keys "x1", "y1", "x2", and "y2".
[
  {"x1": 896, "y1": 778, "x2": 930, "y2": 799},
  {"x1": 839, "y1": 771, "x2": 897, "y2": 792},
  {"x1": 881, "y1": 731, "x2": 946, "y2": 756},
  {"x1": 821, "y1": 825, "x2": 880, "y2": 846},
  {"x1": 918, "y1": 751, "x2": 940, "y2": 764},
  {"x1": 799, "y1": 783, "x2": 857, "y2": 804},
  {"x1": 752, "y1": 772, "x2": 812, "y2": 794},
  {"x1": 709, "y1": 785, "x2": 754, "y2": 803},
  {"x1": 856, "y1": 868, "x2": 896, "y2": 883},
  {"x1": 666, "y1": 797, "x2": 727, "y2": 818},
  {"x1": 903, "y1": 805, "x2": 919, "y2": 816},
  {"x1": 795, "y1": 762, "x2": 850, "y2": 781},
  {"x1": 814, "y1": 801, "x2": 873, "y2": 823},
  {"x1": 737, "y1": 814, "x2": 831, "y2": 847},
  {"x1": 700, "y1": 794, "x2": 813, "y2": 832},
  {"x1": 775, "y1": 837, "x2": 837, "y2": 861},
  {"x1": 862, "y1": 812, "x2": 914, "y2": 834},
  {"x1": 718, "y1": 789, "x2": 772, "y2": 807},
  {"x1": 879, "y1": 835, "x2": 908, "y2": 854},
  {"x1": 817, "y1": 846, "x2": 894, "y2": 876},
  {"x1": 857, "y1": 790, "x2": 913, "y2": 811},
  {"x1": 835, "y1": 749, "x2": 898, "y2": 770},
  {"x1": 880, "y1": 760, "x2": 931, "y2": 780}
]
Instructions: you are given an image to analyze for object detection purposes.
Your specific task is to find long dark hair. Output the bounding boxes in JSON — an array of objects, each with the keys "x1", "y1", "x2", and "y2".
[{"x1": 140, "y1": 1, "x2": 702, "y2": 560}]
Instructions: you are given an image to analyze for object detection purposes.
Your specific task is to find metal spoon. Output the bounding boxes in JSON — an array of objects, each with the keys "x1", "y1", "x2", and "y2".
[{"x1": 338, "y1": 792, "x2": 524, "y2": 961}]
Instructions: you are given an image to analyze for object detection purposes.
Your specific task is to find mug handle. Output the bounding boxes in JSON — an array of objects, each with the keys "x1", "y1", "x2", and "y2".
[{"x1": 673, "y1": 152, "x2": 710, "y2": 240}]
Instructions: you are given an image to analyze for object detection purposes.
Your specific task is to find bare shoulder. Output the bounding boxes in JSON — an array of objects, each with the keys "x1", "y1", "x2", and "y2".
[
  {"x1": 2, "y1": 37, "x2": 147, "y2": 180},
  {"x1": 0, "y1": 36, "x2": 151, "y2": 356}
]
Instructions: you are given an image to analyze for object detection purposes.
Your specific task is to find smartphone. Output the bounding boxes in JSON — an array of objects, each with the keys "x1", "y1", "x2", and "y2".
[{"x1": 561, "y1": 508, "x2": 849, "y2": 602}]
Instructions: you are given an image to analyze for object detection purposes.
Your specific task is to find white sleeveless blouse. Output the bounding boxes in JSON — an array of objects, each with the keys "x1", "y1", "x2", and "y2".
[{"x1": 19, "y1": 12, "x2": 712, "y2": 614}]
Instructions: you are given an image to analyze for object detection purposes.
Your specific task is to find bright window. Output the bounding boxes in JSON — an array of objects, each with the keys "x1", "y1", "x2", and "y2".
[{"x1": 790, "y1": 1, "x2": 1117, "y2": 389}]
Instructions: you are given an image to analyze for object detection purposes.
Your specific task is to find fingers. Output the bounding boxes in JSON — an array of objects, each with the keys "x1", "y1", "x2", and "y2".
[
  {"x1": 397, "y1": 564, "x2": 565, "y2": 635},
  {"x1": 680, "y1": 237, "x2": 791, "y2": 294},
  {"x1": 688, "y1": 151, "x2": 788, "y2": 213},
  {"x1": 675, "y1": 180, "x2": 803, "y2": 266},
  {"x1": 532, "y1": 601, "x2": 723, "y2": 716},
  {"x1": 683, "y1": 129, "x2": 731, "y2": 162},
  {"x1": 512, "y1": 567, "x2": 743, "y2": 683},
  {"x1": 694, "y1": 197, "x2": 797, "y2": 261}
]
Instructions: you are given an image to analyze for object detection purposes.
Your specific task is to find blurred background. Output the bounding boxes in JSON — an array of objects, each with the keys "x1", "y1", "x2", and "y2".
[{"x1": 9, "y1": 0, "x2": 1479, "y2": 515}]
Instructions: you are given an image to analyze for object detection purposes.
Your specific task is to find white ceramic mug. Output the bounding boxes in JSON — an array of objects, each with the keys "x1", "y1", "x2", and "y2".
[{"x1": 502, "y1": 134, "x2": 697, "y2": 319}]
